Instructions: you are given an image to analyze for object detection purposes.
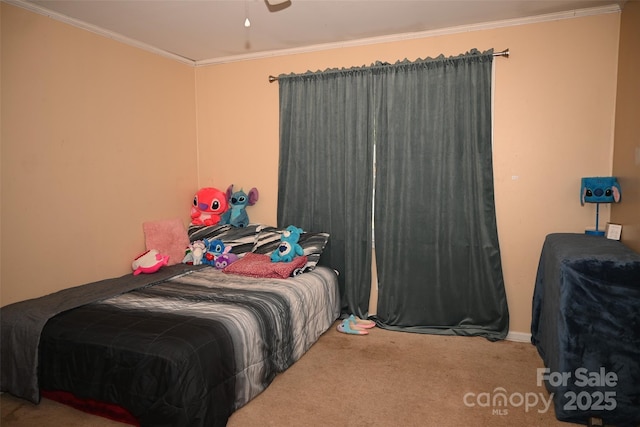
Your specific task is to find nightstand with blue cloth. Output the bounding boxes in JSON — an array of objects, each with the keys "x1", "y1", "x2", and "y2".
[{"x1": 531, "y1": 233, "x2": 640, "y2": 426}]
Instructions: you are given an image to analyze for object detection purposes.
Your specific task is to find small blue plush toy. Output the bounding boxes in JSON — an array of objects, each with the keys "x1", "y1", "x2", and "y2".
[
  {"x1": 202, "y1": 239, "x2": 225, "y2": 266},
  {"x1": 271, "y1": 225, "x2": 304, "y2": 263},
  {"x1": 220, "y1": 185, "x2": 259, "y2": 228},
  {"x1": 202, "y1": 239, "x2": 238, "y2": 268}
]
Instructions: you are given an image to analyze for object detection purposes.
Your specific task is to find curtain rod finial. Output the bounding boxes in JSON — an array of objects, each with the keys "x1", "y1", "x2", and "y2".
[{"x1": 268, "y1": 75, "x2": 278, "y2": 83}]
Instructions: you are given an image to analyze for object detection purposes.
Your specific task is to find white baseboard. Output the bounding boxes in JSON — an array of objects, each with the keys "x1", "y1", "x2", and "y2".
[{"x1": 506, "y1": 331, "x2": 532, "y2": 343}]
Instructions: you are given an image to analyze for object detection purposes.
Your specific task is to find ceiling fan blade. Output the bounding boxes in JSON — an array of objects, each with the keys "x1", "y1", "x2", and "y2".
[{"x1": 264, "y1": 0, "x2": 292, "y2": 12}]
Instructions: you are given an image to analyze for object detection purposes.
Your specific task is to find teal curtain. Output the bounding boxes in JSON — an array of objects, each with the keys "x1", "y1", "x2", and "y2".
[
  {"x1": 277, "y1": 69, "x2": 374, "y2": 317},
  {"x1": 277, "y1": 50, "x2": 509, "y2": 340},
  {"x1": 373, "y1": 51, "x2": 509, "y2": 340}
]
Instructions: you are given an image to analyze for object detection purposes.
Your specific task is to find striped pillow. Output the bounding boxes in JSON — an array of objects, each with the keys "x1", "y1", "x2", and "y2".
[
  {"x1": 252, "y1": 227, "x2": 330, "y2": 272},
  {"x1": 188, "y1": 223, "x2": 264, "y2": 257}
]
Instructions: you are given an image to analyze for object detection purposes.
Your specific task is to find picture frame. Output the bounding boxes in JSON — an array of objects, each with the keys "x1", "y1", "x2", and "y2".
[{"x1": 605, "y1": 223, "x2": 622, "y2": 241}]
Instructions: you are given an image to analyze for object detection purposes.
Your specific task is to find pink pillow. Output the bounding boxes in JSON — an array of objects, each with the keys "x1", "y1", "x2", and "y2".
[
  {"x1": 142, "y1": 218, "x2": 190, "y2": 266},
  {"x1": 223, "y1": 252, "x2": 308, "y2": 279}
]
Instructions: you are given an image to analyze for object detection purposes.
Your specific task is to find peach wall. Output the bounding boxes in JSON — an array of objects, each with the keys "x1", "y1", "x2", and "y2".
[
  {"x1": 1, "y1": 3, "x2": 197, "y2": 305},
  {"x1": 611, "y1": 1, "x2": 640, "y2": 252},
  {"x1": 196, "y1": 12, "x2": 621, "y2": 334},
  {"x1": 195, "y1": 65, "x2": 280, "y2": 224}
]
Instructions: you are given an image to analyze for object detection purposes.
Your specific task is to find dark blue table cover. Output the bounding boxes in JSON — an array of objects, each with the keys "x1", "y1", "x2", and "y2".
[{"x1": 531, "y1": 233, "x2": 640, "y2": 426}]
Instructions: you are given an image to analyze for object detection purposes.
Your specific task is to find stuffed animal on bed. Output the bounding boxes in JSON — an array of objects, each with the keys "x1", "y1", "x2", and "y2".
[
  {"x1": 188, "y1": 240, "x2": 206, "y2": 265},
  {"x1": 132, "y1": 249, "x2": 170, "y2": 275},
  {"x1": 215, "y1": 254, "x2": 236, "y2": 270},
  {"x1": 202, "y1": 238, "x2": 238, "y2": 268},
  {"x1": 271, "y1": 225, "x2": 304, "y2": 263},
  {"x1": 191, "y1": 187, "x2": 229, "y2": 226},
  {"x1": 202, "y1": 239, "x2": 223, "y2": 266},
  {"x1": 220, "y1": 185, "x2": 259, "y2": 228}
]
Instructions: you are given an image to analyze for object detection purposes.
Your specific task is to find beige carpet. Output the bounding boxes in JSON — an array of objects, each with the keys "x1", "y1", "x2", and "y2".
[{"x1": 1, "y1": 321, "x2": 582, "y2": 426}]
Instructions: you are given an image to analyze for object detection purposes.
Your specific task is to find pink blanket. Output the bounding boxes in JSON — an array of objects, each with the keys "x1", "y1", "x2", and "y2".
[{"x1": 223, "y1": 252, "x2": 308, "y2": 279}]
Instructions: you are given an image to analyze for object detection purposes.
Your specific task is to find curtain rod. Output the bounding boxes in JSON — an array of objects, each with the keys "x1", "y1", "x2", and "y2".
[{"x1": 268, "y1": 48, "x2": 509, "y2": 83}]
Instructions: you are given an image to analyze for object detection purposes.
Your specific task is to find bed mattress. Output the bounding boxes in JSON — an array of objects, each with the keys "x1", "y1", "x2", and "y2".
[{"x1": 4, "y1": 265, "x2": 340, "y2": 427}]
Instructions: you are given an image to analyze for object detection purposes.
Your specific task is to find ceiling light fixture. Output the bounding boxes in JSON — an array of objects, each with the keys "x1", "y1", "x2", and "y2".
[{"x1": 244, "y1": 1, "x2": 251, "y2": 27}]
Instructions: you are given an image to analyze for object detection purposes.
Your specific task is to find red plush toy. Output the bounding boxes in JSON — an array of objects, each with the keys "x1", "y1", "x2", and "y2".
[{"x1": 191, "y1": 187, "x2": 229, "y2": 226}]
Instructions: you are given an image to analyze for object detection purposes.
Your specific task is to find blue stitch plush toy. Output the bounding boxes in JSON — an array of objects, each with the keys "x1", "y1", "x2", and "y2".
[
  {"x1": 220, "y1": 185, "x2": 259, "y2": 228},
  {"x1": 202, "y1": 239, "x2": 224, "y2": 266},
  {"x1": 271, "y1": 225, "x2": 304, "y2": 263},
  {"x1": 202, "y1": 238, "x2": 238, "y2": 268}
]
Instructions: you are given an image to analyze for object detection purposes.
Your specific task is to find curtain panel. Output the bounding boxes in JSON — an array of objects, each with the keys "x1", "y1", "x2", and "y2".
[
  {"x1": 277, "y1": 70, "x2": 375, "y2": 316},
  {"x1": 277, "y1": 50, "x2": 509, "y2": 340},
  {"x1": 372, "y1": 51, "x2": 509, "y2": 340}
]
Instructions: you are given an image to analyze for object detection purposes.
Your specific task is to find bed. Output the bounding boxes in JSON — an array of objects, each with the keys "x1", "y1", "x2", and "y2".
[
  {"x1": 531, "y1": 233, "x2": 640, "y2": 426},
  {"x1": 1, "y1": 223, "x2": 340, "y2": 427}
]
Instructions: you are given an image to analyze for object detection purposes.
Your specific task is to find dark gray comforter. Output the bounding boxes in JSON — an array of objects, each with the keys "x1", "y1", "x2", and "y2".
[{"x1": 1, "y1": 264, "x2": 200, "y2": 403}]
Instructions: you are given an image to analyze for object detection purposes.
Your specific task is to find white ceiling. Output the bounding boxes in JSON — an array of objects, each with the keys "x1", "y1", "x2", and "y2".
[{"x1": 9, "y1": 0, "x2": 626, "y2": 65}]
